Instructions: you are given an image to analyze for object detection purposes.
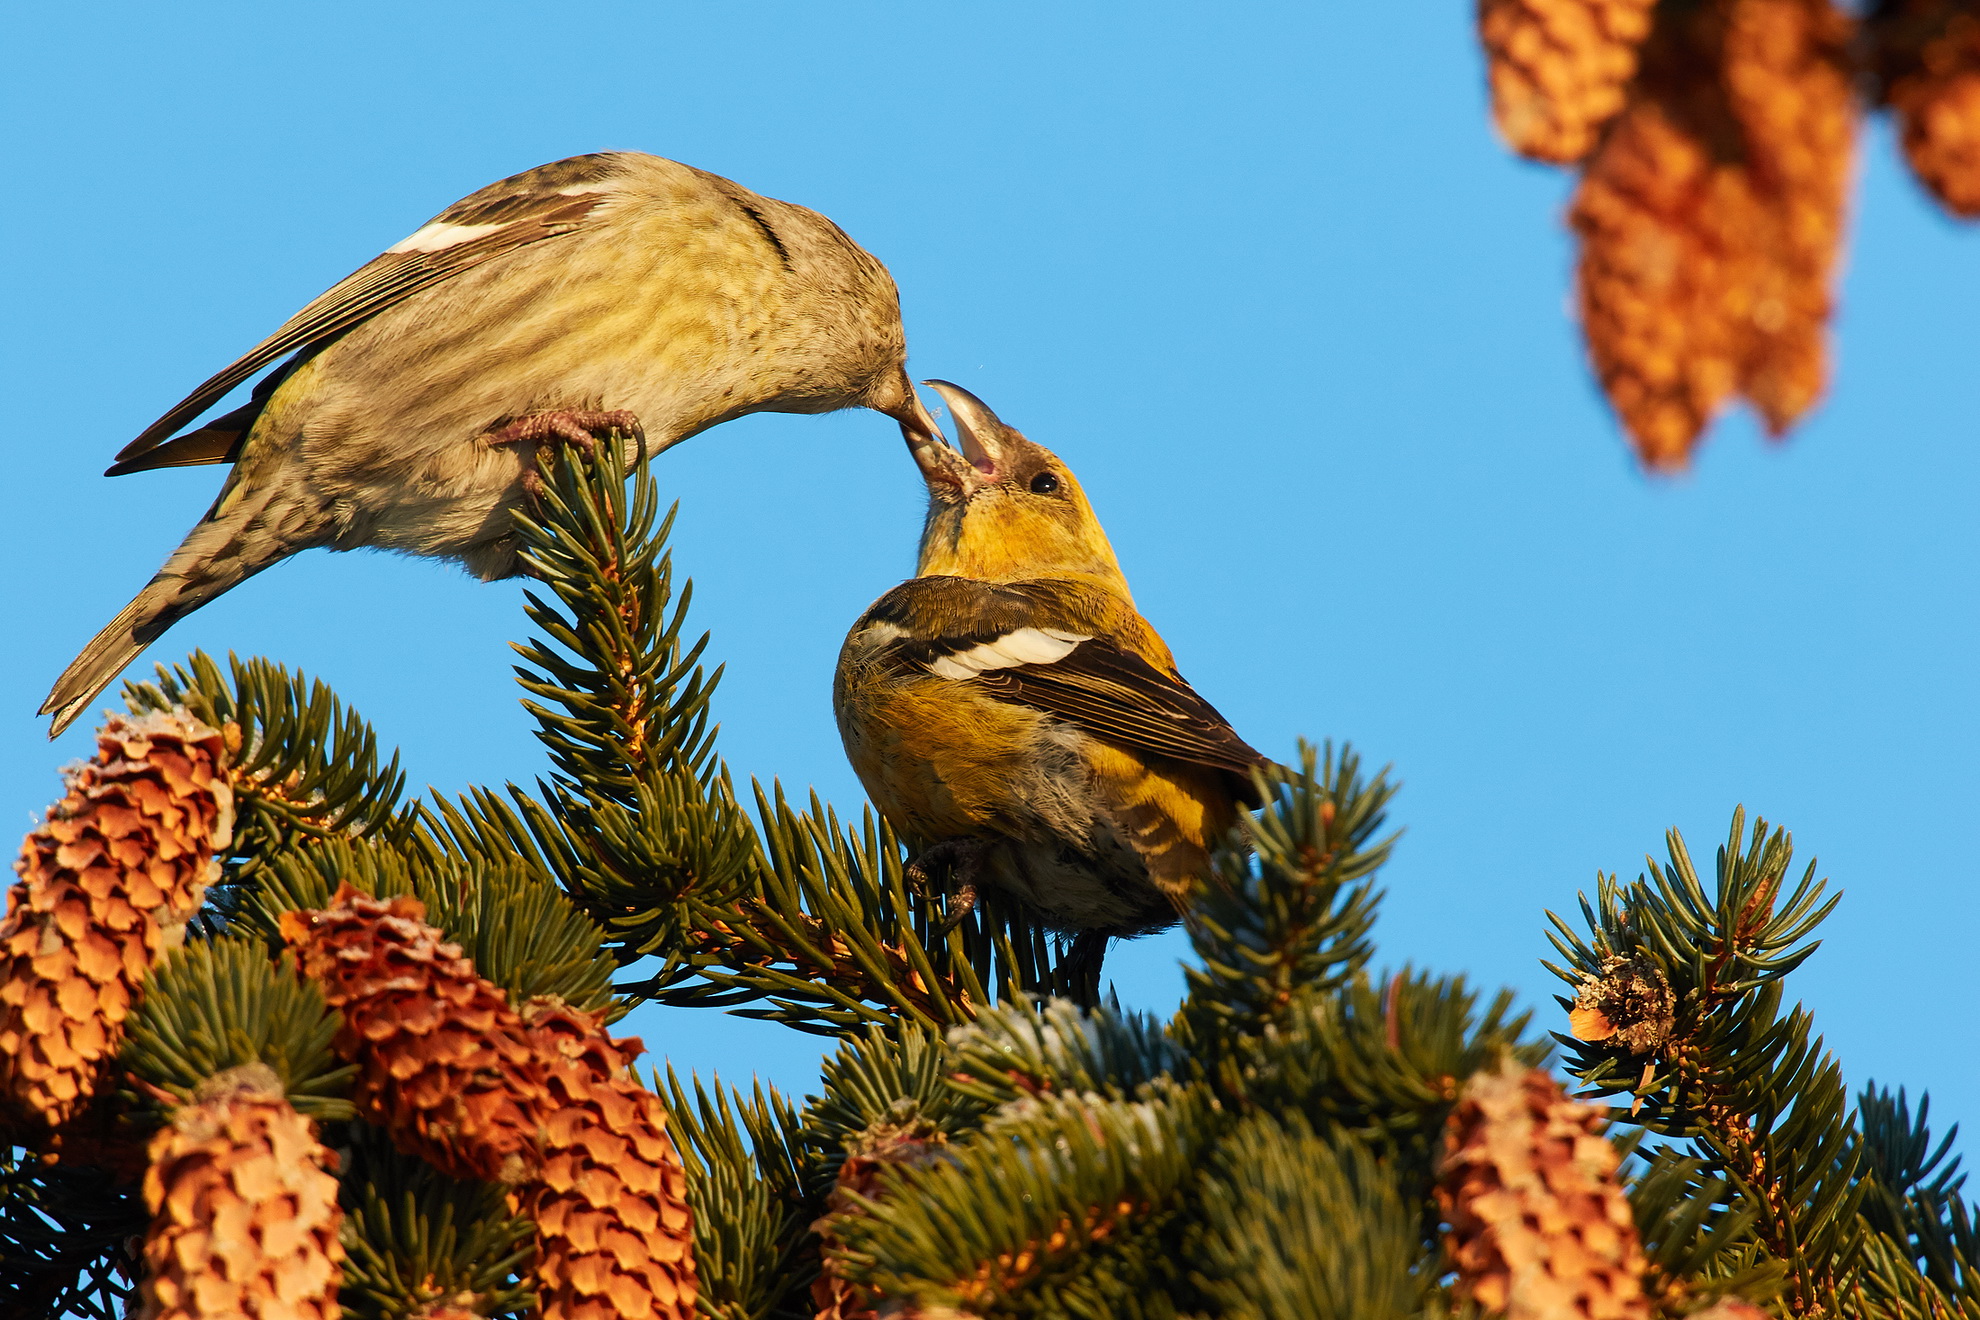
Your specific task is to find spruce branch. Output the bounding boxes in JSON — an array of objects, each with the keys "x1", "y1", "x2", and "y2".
[
  {"x1": 503, "y1": 444, "x2": 1088, "y2": 1036},
  {"x1": 830, "y1": 1082, "x2": 1210, "y2": 1317},
  {"x1": 946, "y1": 996, "x2": 1182, "y2": 1109},
  {"x1": 1225, "y1": 973, "x2": 1540, "y2": 1201},
  {"x1": 1184, "y1": 740, "x2": 1395, "y2": 1038},
  {"x1": 637, "y1": 787, "x2": 1080, "y2": 1038},
  {"x1": 1547, "y1": 809, "x2": 1866, "y2": 1315},
  {"x1": 1189, "y1": 1112, "x2": 1429, "y2": 1320},
  {"x1": 123, "y1": 652, "x2": 408, "y2": 890},
  {"x1": 661, "y1": 1070, "x2": 808, "y2": 1320},
  {"x1": 336, "y1": 1123, "x2": 536, "y2": 1320},
  {"x1": 119, "y1": 936, "x2": 354, "y2": 1120},
  {"x1": 1855, "y1": 1084, "x2": 1980, "y2": 1311},
  {"x1": 1626, "y1": 1149, "x2": 1781, "y2": 1315},
  {"x1": 506, "y1": 440, "x2": 756, "y2": 956},
  {"x1": 0, "y1": 1150, "x2": 143, "y2": 1320},
  {"x1": 240, "y1": 833, "x2": 621, "y2": 1021}
]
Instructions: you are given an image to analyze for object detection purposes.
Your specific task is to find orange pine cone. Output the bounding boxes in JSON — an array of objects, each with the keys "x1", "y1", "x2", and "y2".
[
  {"x1": 1571, "y1": 0, "x2": 1855, "y2": 467},
  {"x1": 1436, "y1": 1059, "x2": 1650, "y2": 1320},
  {"x1": 1721, "y1": 0, "x2": 1857, "y2": 434},
  {"x1": 1479, "y1": 0, "x2": 1659, "y2": 163},
  {"x1": 518, "y1": 998, "x2": 698, "y2": 1320},
  {"x1": 282, "y1": 889, "x2": 698, "y2": 1320},
  {"x1": 139, "y1": 1064, "x2": 343, "y2": 1320},
  {"x1": 0, "y1": 711, "x2": 232, "y2": 1138},
  {"x1": 279, "y1": 885, "x2": 547, "y2": 1183},
  {"x1": 809, "y1": 1115, "x2": 952, "y2": 1320},
  {"x1": 1873, "y1": 1, "x2": 1980, "y2": 215}
]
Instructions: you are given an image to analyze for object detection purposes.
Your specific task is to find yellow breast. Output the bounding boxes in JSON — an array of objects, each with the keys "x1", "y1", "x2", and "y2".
[{"x1": 835, "y1": 651, "x2": 1055, "y2": 845}]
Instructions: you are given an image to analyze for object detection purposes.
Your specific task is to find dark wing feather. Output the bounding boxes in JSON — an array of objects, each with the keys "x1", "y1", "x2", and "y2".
[
  {"x1": 975, "y1": 642, "x2": 1267, "y2": 796},
  {"x1": 112, "y1": 154, "x2": 628, "y2": 466},
  {"x1": 859, "y1": 574, "x2": 1267, "y2": 801}
]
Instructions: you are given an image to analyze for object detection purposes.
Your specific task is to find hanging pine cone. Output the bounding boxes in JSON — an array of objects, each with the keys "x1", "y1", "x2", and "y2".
[
  {"x1": 1570, "y1": 0, "x2": 1855, "y2": 467},
  {"x1": 1720, "y1": 0, "x2": 1858, "y2": 434},
  {"x1": 139, "y1": 1063, "x2": 343, "y2": 1320},
  {"x1": 1870, "y1": 0, "x2": 1980, "y2": 215},
  {"x1": 1436, "y1": 1058, "x2": 1650, "y2": 1320},
  {"x1": 0, "y1": 711, "x2": 232, "y2": 1138},
  {"x1": 279, "y1": 885, "x2": 547, "y2": 1183},
  {"x1": 517, "y1": 998, "x2": 698, "y2": 1320},
  {"x1": 1478, "y1": 0, "x2": 1659, "y2": 163}
]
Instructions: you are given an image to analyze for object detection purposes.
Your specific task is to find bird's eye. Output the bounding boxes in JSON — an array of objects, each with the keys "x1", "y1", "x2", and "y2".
[{"x1": 1029, "y1": 472, "x2": 1061, "y2": 495}]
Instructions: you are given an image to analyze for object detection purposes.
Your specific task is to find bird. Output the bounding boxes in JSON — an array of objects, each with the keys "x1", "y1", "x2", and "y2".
[
  {"x1": 833, "y1": 380, "x2": 1267, "y2": 986},
  {"x1": 43, "y1": 151, "x2": 942, "y2": 737}
]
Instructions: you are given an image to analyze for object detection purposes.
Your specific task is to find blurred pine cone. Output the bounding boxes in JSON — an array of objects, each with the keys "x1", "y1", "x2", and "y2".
[
  {"x1": 1479, "y1": 0, "x2": 1659, "y2": 162},
  {"x1": 1571, "y1": 0, "x2": 1855, "y2": 467},
  {"x1": 809, "y1": 1110, "x2": 952, "y2": 1320},
  {"x1": 1870, "y1": 0, "x2": 1980, "y2": 215},
  {"x1": 1436, "y1": 1059, "x2": 1650, "y2": 1320}
]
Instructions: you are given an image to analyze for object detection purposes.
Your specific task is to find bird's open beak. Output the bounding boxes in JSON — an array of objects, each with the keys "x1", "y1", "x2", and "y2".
[
  {"x1": 914, "y1": 379, "x2": 1012, "y2": 493},
  {"x1": 893, "y1": 387, "x2": 968, "y2": 490}
]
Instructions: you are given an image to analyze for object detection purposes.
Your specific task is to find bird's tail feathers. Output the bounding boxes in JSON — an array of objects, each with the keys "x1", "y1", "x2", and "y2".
[{"x1": 41, "y1": 488, "x2": 312, "y2": 738}]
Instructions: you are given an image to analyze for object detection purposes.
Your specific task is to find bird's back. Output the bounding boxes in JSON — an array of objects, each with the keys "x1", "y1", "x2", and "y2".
[
  {"x1": 836, "y1": 574, "x2": 1255, "y2": 930},
  {"x1": 286, "y1": 154, "x2": 907, "y2": 463},
  {"x1": 224, "y1": 153, "x2": 914, "y2": 574}
]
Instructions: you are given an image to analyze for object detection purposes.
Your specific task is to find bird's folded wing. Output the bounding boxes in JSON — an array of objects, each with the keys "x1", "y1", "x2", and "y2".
[
  {"x1": 973, "y1": 643, "x2": 1267, "y2": 785},
  {"x1": 864, "y1": 575, "x2": 1267, "y2": 793},
  {"x1": 113, "y1": 155, "x2": 628, "y2": 466}
]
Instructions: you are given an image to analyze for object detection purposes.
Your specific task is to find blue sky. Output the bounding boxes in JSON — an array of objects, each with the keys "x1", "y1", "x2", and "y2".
[{"x1": 5, "y1": 2, "x2": 1976, "y2": 1147}]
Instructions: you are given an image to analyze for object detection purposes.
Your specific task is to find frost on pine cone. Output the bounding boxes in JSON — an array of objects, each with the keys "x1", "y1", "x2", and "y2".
[
  {"x1": 279, "y1": 885, "x2": 547, "y2": 1184},
  {"x1": 0, "y1": 711, "x2": 232, "y2": 1138},
  {"x1": 1478, "y1": 0, "x2": 1658, "y2": 163},
  {"x1": 139, "y1": 1063, "x2": 343, "y2": 1320},
  {"x1": 1871, "y1": 0, "x2": 1980, "y2": 215},
  {"x1": 1436, "y1": 1058, "x2": 1649, "y2": 1320},
  {"x1": 1570, "y1": 0, "x2": 1855, "y2": 467},
  {"x1": 518, "y1": 998, "x2": 697, "y2": 1320}
]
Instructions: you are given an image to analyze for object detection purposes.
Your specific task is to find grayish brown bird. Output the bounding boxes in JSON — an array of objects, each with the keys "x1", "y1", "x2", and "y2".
[{"x1": 43, "y1": 151, "x2": 941, "y2": 736}]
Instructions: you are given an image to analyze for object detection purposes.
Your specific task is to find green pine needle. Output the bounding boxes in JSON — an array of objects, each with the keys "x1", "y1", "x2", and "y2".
[{"x1": 121, "y1": 936, "x2": 353, "y2": 1118}]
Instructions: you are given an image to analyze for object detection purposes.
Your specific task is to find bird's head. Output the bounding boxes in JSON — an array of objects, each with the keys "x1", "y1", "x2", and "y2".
[{"x1": 907, "y1": 381, "x2": 1128, "y2": 593}]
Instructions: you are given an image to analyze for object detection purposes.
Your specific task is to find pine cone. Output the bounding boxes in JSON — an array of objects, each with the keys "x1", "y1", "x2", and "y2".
[
  {"x1": 1687, "y1": 1299, "x2": 1770, "y2": 1320},
  {"x1": 407, "y1": 1302, "x2": 484, "y2": 1320},
  {"x1": 1871, "y1": 1, "x2": 1980, "y2": 216},
  {"x1": 1571, "y1": 0, "x2": 1855, "y2": 467},
  {"x1": 515, "y1": 997, "x2": 697, "y2": 1320},
  {"x1": 0, "y1": 711, "x2": 232, "y2": 1138},
  {"x1": 139, "y1": 1063, "x2": 343, "y2": 1320},
  {"x1": 810, "y1": 1111, "x2": 951, "y2": 1320},
  {"x1": 279, "y1": 885, "x2": 547, "y2": 1183},
  {"x1": 1479, "y1": 0, "x2": 1659, "y2": 163},
  {"x1": 283, "y1": 891, "x2": 698, "y2": 1320},
  {"x1": 1436, "y1": 1058, "x2": 1650, "y2": 1320},
  {"x1": 1721, "y1": 0, "x2": 1857, "y2": 434}
]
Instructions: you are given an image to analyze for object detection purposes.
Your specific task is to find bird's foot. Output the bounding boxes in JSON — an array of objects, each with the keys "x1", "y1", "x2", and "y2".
[
  {"x1": 905, "y1": 839, "x2": 989, "y2": 936},
  {"x1": 487, "y1": 409, "x2": 646, "y2": 499}
]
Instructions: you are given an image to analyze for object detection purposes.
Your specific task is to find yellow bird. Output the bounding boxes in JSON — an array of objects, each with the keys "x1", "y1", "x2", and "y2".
[
  {"x1": 44, "y1": 151, "x2": 941, "y2": 737},
  {"x1": 834, "y1": 381, "x2": 1265, "y2": 974}
]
